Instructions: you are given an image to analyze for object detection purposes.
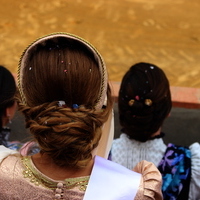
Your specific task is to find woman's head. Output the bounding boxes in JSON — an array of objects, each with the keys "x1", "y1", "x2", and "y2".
[
  {"x1": 0, "y1": 66, "x2": 17, "y2": 130},
  {"x1": 118, "y1": 62, "x2": 172, "y2": 142},
  {"x1": 17, "y1": 33, "x2": 113, "y2": 168}
]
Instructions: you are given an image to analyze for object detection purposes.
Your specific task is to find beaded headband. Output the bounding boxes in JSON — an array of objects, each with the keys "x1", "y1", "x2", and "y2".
[{"x1": 17, "y1": 32, "x2": 108, "y2": 109}]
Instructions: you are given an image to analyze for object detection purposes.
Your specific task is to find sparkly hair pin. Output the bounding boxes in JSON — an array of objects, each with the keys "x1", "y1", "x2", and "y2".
[
  {"x1": 58, "y1": 101, "x2": 66, "y2": 107},
  {"x1": 128, "y1": 98, "x2": 152, "y2": 107},
  {"x1": 128, "y1": 95, "x2": 139, "y2": 107},
  {"x1": 58, "y1": 101, "x2": 80, "y2": 109},
  {"x1": 128, "y1": 99, "x2": 135, "y2": 106},
  {"x1": 72, "y1": 104, "x2": 79, "y2": 109}
]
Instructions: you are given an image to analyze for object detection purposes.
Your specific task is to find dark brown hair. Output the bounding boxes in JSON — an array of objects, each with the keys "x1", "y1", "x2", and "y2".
[
  {"x1": 0, "y1": 65, "x2": 16, "y2": 130},
  {"x1": 18, "y1": 36, "x2": 113, "y2": 168},
  {"x1": 118, "y1": 62, "x2": 172, "y2": 142}
]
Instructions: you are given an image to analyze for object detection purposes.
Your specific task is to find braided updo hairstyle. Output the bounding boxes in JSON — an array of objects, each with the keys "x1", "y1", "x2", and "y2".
[
  {"x1": 118, "y1": 62, "x2": 172, "y2": 142},
  {"x1": 17, "y1": 34, "x2": 113, "y2": 168}
]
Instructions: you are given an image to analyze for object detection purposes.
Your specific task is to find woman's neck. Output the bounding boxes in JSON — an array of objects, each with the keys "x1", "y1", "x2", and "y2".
[{"x1": 31, "y1": 153, "x2": 94, "y2": 180}]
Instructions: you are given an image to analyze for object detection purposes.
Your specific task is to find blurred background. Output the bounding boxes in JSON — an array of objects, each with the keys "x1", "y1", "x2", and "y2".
[{"x1": 0, "y1": 0, "x2": 200, "y2": 87}]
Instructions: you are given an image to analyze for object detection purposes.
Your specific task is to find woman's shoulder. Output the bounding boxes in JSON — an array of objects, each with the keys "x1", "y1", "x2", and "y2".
[
  {"x1": 189, "y1": 142, "x2": 200, "y2": 167},
  {"x1": 0, "y1": 148, "x2": 24, "y2": 176},
  {"x1": 187, "y1": 142, "x2": 200, "y2": 200},
  {"x1": 0, "y1": 145, "x2": 19, "y2": 163},
  {"x1": 133, "y1": 160, "x2": 163, "y2": 200},
  {"x1": 188, "y1": 142, "x2": 200, "y2": 169},
  {"x1": 189, "y1": 142, "x2": 200, "y2": 153},
  {"x1": 0, "y1": 153, "x2": 88, "y2": 199}
]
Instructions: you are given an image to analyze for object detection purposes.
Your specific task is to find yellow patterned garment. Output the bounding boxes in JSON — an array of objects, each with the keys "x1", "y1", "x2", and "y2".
[{"x1": 0, "y1": 154, "x2": 162, "y2": 199}]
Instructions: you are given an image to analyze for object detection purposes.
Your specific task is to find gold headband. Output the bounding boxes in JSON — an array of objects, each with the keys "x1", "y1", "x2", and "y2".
[{"x1": 17, "y1": 32, "x2": 108, "y2": 109}]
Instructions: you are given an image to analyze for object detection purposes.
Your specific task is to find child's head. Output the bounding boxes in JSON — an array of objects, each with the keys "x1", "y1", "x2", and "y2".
[
  {"x1": 17, "y1": 33, "x2": 113, "y2": 167},
  {"x1": 0, "y1": 65, "x2": 16, "y2": 129},
  {"x1": 118, "y1": 62, "x2": 172, "y2": 142}
]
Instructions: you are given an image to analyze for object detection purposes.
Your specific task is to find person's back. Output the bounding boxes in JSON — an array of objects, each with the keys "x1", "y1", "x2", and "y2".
[
  {"x1": 110, "y1": 62, "x2": 200, "y2": 200},
  {"x1": 0, "y1": 34, "x2": 163, "y2": 199}
]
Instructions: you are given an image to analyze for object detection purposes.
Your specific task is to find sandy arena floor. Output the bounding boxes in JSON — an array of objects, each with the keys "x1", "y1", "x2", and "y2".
[{"x1": 0, "y1": 0, "x2": 200, "y2": 87}]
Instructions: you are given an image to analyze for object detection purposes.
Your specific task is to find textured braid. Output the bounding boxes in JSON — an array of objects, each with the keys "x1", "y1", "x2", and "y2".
[{"x1": 17, "y1": 91, "x2": 112, "y2": 168}]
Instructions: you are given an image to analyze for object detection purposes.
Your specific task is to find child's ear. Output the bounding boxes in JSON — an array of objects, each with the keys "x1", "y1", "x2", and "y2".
[{"x1": 167, "y1": 113, "x2": 171, "y2": 117}]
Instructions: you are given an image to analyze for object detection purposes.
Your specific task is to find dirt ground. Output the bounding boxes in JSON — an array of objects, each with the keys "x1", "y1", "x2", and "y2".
[{"x1": 0, "y1": 0, "x2": 200, "y2": 87}]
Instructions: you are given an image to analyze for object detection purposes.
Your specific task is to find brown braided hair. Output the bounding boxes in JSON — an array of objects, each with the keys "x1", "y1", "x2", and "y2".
[{"x1": 17, "y1": 35, "x2": 113, "y2": 168}]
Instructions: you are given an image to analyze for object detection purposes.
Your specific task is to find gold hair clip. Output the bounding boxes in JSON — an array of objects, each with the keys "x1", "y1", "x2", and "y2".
[
  {"x1": 144, "y1": 99, "x2": 152, "y2": 106},
  {"x1": 128, "y1": 99, "x2": 135, "y2": 106}
]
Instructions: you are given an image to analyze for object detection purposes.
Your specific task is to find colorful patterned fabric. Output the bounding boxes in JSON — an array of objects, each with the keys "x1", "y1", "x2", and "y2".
[
  {"x1": 0, "y1": 127, "x2": 10, "y2": 147},
  {"x1": 20, "y1": 141, "x2": 40, "y2": 156},
  {"x1": 158, "y1": 143, "x2": 191, "y2": 200}
]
